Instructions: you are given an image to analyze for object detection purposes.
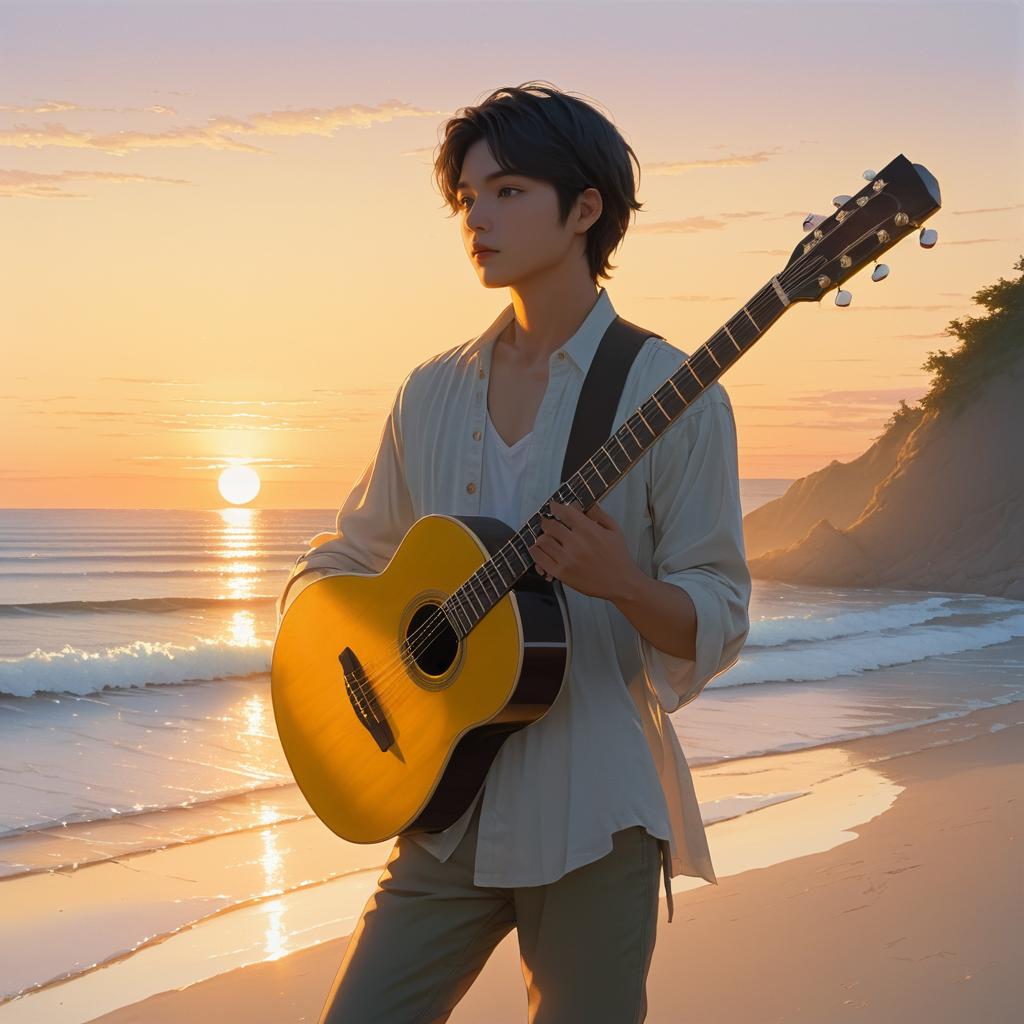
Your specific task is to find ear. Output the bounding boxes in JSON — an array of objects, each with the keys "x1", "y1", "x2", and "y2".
[{"x1": 574, "y1": 186, "x2": 603, "y2": 234}]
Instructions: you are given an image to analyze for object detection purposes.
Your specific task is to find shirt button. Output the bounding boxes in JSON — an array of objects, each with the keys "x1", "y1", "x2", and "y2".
[
  {"x1": 478, "y1": 367, "x2": 485, "y2": 378},
  {"x1": 473, "y1": 430, "x2": 482, "y2": 441},
  {"x1": 466, "y1": 482, "x2": 477, "y2": 494},
  {"x1": 557, "y1": 351, "x2": 566, "y2": 361}
]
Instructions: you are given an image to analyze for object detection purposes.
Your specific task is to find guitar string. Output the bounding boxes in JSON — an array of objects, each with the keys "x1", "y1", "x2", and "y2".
[
  {"x1": 343, "y1": 219, "x2": 884, "y2": 713},
  {"x1": 347, "y1": 253, "x2": 837, "y2": 714}
]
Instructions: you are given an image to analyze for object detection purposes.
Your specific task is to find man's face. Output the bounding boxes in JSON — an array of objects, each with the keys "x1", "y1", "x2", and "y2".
[{"x1": 456, "y1": 138, "x2": 586, "y2": 288}]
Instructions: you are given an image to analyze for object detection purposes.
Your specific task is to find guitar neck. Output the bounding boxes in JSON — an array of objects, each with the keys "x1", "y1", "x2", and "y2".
[{"x1": 441, "y1": 275, "x2": 792, "y2": 637}]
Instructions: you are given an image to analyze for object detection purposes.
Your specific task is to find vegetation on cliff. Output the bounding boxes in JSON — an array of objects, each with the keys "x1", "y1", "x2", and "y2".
[{"x1": 879, "y1": 252, "x2": 1023, "y2": 434}]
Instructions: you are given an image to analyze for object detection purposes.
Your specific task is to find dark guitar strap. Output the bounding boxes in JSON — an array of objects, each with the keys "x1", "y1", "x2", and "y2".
[
  {"x1": 559, "y1": 314, "x2": 656, "y2": 482},
  {"x1": 555, "y1": 313, "x2": 679, "y2": 926}
]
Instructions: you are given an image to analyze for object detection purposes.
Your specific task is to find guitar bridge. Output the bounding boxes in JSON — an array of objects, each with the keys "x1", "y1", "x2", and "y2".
[{"x1": 338, "y1": 646, "x2": 395, "y2": 752}]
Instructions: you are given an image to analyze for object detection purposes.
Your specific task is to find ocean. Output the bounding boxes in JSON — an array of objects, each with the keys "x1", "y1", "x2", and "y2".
[{"x1": 2, "y1": 489, "x2": 1023, "y2": 1020}]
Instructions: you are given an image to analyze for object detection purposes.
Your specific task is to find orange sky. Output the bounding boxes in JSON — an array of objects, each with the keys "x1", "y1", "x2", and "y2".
[{"x1": 2, "y1": 1, "x2": 1021, "y2": 509}]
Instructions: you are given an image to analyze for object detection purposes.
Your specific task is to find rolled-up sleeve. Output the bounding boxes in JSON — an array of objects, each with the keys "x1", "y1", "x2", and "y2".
[
  {"x1": 637, "y1": 392, "x2": 751, "y2": 714},
  {"x1": 276, "y1": 372, "x2": 417, "y2": 626}
]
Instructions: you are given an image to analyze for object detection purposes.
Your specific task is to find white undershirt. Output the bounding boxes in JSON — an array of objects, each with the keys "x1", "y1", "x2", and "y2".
[{"x1": 479, "y1": 406, "x2": 533, "y2": 528}]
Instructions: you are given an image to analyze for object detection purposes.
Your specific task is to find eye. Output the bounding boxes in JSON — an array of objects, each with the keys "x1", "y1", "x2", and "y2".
[{"x1": 456, "y1": 186, "x2": 522, "y2": 210}]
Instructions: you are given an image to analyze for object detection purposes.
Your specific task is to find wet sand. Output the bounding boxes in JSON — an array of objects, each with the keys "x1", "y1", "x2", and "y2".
[{"x1": 81, "y1": 701, "x2": 1022, "y2": 1024}]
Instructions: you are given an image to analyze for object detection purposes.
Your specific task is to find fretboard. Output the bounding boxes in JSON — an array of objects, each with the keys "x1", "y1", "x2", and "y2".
[{"x1": 441, "y1": 275, "x2": 791, "y2": 637}]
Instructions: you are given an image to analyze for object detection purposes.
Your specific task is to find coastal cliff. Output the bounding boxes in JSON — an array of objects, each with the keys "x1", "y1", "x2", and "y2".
[{"x1": 744, "y1": 255, "x2": 1024, "y2": 600}]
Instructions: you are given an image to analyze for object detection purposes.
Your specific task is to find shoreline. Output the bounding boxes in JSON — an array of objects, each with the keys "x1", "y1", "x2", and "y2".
[{"x1": 70, "y1": 699, "x2": 1023, "y2": 1024}]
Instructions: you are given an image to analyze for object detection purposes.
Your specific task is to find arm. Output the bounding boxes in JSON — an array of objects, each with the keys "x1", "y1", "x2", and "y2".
[
  {"x1": 276, "y1": 373, "x2": 417, "y2": 627},
  {"x1": 611, "y1": 567, "x2": 698, "y2": 661},
  {"x1": 623, "y1": 393, "x2": 752, "y2": 714}
]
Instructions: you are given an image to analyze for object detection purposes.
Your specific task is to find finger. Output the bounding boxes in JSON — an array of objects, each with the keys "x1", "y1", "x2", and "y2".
[
  {"x1": 529, "y1": 548, "x2": 556, "y2": 581},
  {"x1": 540, "y1": 518, "x2": 571, "y2": 542},
  {"x1": 536, "y1": 534, "x2": 566, "y2": 559},
  {"x1": 551, "y1": 499, "x2": 584, "y2": 522}
]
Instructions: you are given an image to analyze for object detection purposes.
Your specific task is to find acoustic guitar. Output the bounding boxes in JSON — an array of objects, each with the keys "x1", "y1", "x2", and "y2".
[{"x1": 271, "y1": 153, "x2": 941, "y2": 844}]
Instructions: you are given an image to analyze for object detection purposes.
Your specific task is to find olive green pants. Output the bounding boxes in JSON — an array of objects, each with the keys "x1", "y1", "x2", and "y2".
[{"x1": 318, "y1": 797, "x2": 662, "y2": 1023}]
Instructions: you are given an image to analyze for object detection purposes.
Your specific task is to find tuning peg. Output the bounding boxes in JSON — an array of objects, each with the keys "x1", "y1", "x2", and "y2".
[
  {"x1": 862, "y1": 169, "x2": 877, "y2": 181},
  {"x1": 919, "y1": 227, "x2": 938, "y2": 248},
  {"x1": 835, "y1": 289, "x2": 852, "y2": 306},
  {"x1": 832, "y1": 195, "x2": 852, "y2": 208},
  {"x1": 871, "y1": 263, "x2": 890, "y2": 282},
  {"x1": 803, "y1": 213, "x2": 827, "y2": 232}
]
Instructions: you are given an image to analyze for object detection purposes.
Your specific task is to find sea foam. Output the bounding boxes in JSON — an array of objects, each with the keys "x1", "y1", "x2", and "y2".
[{"x1": 0, "y1": 639, "x2": 271, "y2": 697}]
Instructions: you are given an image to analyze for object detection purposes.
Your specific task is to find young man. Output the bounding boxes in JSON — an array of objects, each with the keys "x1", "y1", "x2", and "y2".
[{"x1": 278, "y1": 81, "x2": 751, "y2": 1024}]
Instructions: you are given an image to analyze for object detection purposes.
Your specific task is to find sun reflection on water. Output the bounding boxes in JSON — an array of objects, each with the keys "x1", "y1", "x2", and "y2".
[
  {"x1": 216, "y1": 507, "x2": 262, "y2": 600},
  {"x1": 242, "y1": 692, "x2": 268, "y2": 736},
  {"x1": 216, "y1": 508, "x2": 291, "y2": 960},
  {"x1": 228, "y1": 610, "x2": 259, "y2": 647},
  {"x1": 259, "y1": 827, "x2": 288, "y2": 961}
]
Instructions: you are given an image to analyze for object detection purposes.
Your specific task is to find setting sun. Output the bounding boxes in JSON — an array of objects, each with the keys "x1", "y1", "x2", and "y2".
[{"x1": 218, "y1": 465, "x2": 261, "y2": 505}]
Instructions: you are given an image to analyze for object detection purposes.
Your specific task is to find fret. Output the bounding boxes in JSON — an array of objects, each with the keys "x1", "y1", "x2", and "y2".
[
  {"x1": 679, "y1": 362, "x2": 703, "y2": 395},
  {"x1": 448, "y1": 596, "x2": 470, "y2": 634},
  {"x1": 442, "y1": 276, "x2": 794, "y2": 634},
  {"x1": 668, "y1": 378, "x2": 689, "y2": 405},
  {"x1": 465, "y1": 584, "x2": 485, "y2": 616}
]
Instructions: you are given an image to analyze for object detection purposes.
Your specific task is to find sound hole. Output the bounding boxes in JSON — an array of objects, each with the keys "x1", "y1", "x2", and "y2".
[{"x1": 406, "y1": 603, "x2": 458, "y2": 677}]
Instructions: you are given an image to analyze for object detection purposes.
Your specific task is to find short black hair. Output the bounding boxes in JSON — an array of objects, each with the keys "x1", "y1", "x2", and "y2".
[{"x1": 432, "y1": 81, "x2": 643, "y2": 282}]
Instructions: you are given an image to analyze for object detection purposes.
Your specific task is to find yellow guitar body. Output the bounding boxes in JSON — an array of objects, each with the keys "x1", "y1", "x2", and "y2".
[{"x1": 271, "y1": 513, "x2": 570, "y2": 844}]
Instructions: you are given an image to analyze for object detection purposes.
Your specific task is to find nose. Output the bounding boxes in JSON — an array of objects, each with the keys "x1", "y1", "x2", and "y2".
[{"x1": 465, "y1": 199, "x2": 490, "y2": 234}]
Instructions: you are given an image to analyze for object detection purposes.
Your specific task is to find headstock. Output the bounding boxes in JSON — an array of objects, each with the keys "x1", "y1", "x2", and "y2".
[{"x1": 782, "y1": 154, "x2": 941, "y2": 305}]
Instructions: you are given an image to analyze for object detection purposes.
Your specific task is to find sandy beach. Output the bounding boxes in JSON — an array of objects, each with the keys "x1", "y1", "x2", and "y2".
[{"x1": 78, "y1": 699, "x2": 1022, "y2": 1024}]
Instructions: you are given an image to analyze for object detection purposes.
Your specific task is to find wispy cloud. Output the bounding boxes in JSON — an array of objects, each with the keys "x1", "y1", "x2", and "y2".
[
  {"x1": 101, "y1": 377, "x2": 197, "y2": 386},
  {"x1": 824, "y1": 303, "x2": 964, "y2": 311},
  {"x1": 935, "y1": 237, "x2": 1006, "y2": 245},
  {"x1": 643, "y1": 146, "x2": 785, "y2": 176},
  {"x1": 0, "y1": 99, "x2": 177, "y2": 115},
  {"x1": 796, "y1": 387, "x2": 928, "y2": 405},
  {"x1": 126, "y1": 454, "x2": 338, "y2": 471},
  {"x1": 175, "y1": 397, "x2": 318, "y2": 408},
  {"x1": 633, "y1": 216, "x2": 730, "y2": 235},
  {"x1": 312, "y1": 385, "x2": 398, "y2": 397},
  {"x1": 637, "y1": 292, "x2": 740, "y2": 301},
  {"x1": 950, "y1": 203, "x2": 1024, "y2": 215},
  {"x1": 739, "y1": 416, "x2": 900, "y2": 431},
  {"x1": 0, "y1": 167, "x2": 191, "y2": 199},
  {"x1": 735, "y1": 387, "x2": 929, "y2": 430},
  {"x1": 30, "y1": 406, "x2": 383, "y2": 432},
  {"x1": 0, "y1": 98, "x2": 444, "y2": 155}
]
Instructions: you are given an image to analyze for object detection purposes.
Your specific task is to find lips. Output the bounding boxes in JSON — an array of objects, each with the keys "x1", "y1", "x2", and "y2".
[{"x1": 472, "y1": 246, "x2": 498, "y2": 254}]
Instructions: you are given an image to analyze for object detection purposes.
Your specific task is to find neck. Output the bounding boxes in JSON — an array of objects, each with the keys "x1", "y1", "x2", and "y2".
[{"x1": 507, "y1": 266, "x2": 599, "y2": 363}]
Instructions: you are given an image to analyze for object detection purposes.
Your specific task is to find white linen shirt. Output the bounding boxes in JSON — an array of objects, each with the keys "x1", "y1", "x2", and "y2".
[{"x1": 277, "y1": 287, "x2": 751, "y2": 907}]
